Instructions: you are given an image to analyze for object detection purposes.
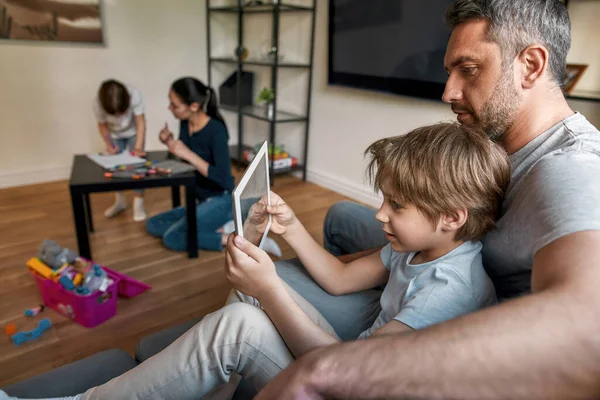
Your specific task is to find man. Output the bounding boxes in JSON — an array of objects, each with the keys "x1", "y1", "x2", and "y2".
[{"x1": 259, "y1": 0, "x2": 600, "y2": 398}]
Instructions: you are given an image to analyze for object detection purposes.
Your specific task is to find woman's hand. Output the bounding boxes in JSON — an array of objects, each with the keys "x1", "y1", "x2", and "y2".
[
  {"x1": 167, "y1": 139, "x2": 192, "y2": 160},
  {"x1": 159, "y1": 123, "x2": 174, "y2": 145},
  {"x1": 266, "y1": 192, "x2": 298, "y2": 236},
  {"x1": 225, "y1": 234, "x2": 281, "y2": 301}
]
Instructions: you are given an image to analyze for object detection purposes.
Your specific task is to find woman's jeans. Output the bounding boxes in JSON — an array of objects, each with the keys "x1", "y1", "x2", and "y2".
[{"x1": 146, "y1": 192, "x2": 232, "y2": 252}]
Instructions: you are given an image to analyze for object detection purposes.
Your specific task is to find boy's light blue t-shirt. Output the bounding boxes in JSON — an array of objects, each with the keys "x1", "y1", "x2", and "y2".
[{"x1": 358, "y1": 241, "x2": 496, "y2": 339}]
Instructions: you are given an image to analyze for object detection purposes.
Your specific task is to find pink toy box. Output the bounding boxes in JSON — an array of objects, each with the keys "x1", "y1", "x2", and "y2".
[{"x1": 30, "y1": 264, "x2": 151, "y2": 328}]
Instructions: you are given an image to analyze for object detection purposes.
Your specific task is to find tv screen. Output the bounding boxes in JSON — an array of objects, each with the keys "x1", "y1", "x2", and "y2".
[{"x1": 328, "y1": 0, "x2": 454, "y2": 101}]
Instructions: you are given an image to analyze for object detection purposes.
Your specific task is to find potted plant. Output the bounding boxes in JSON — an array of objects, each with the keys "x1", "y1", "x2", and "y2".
[{"x1": 257, "y1": 87, "x2": 275, "y2": 119}]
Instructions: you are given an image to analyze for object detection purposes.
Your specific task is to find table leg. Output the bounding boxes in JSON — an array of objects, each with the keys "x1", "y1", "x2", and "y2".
[
  {"x1": 83, "y1": 193, "x2": 94, "y2": 233},
  {"x1": 70, "y1": 187, "x2": 92, "y2": 259},
  {"x1": 185, "y1": 184, "x2": 198, "y2": 258},
  {"x1": 171, "y1": 186, "x2": 181, "y2": 208}
]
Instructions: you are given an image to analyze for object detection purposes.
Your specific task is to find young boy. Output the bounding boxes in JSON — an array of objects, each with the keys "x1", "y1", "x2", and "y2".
[
  {"x1": 93, "y1": 79, "x2": 147, "y2": 222},
  {"x1": 225, "y1": 121, "x2": 511, "y2": 358},
  {"x1": 0, "y1": 122, "x2": 510, "y2": 399}
]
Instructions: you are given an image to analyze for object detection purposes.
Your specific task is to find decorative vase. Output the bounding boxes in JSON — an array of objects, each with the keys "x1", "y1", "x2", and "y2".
[{"x1": 266, "y1": 103, "x2": 275, "y2": 120}]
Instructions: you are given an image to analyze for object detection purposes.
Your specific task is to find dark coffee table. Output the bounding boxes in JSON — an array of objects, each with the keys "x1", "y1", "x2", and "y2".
[{"x1": 69, "y1": 151, "x2": 198, "y2": 259}]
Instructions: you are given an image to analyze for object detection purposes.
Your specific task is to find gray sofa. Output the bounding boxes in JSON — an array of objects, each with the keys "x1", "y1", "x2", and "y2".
[
  {"x1": 3, "y1": 260, "x2": 382, "y2": 399},
  {"x1": 2, "y1": 320, "x2": 257, "y2": 400}
]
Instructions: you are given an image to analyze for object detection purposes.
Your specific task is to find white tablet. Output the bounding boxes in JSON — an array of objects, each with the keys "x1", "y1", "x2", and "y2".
[{"x1": 232, "y1": 141, "x2": 272, "y2": 248}]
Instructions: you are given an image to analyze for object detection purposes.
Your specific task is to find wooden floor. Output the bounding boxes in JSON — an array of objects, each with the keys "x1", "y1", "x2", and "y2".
[{"x1": 0, "y1": 173, "x2": 348, "y2": 387}]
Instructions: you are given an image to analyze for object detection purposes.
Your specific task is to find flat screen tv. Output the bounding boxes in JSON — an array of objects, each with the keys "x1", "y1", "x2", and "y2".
[{"x1": 328, "y1": 0, "x2": 454, "y2": 101}]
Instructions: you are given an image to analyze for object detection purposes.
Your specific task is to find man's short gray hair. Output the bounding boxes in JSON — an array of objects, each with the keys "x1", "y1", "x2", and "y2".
[{"x1": 446, "y1": 0, "x2": 571, "y2": 88}]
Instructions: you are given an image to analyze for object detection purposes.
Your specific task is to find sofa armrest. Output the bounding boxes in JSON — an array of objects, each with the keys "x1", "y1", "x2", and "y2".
[{"x1": 3, "y1": 349, "x2": 137, "y2": 398}]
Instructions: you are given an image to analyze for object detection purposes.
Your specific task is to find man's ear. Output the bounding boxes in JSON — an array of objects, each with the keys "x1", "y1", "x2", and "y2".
[
  {"x1": 440, "y1": 208, "x2": 468, "y2": 233},
  {"x1": 517, "y1": 44, "x2": 548, "y2": 89}
]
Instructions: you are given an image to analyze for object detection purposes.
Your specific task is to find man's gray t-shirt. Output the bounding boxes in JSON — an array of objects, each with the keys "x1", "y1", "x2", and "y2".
[
  {"x1": 482, "y1": 113, "x2": 600, "y2": 299},
  {"x1": 358, "y1": 241, "x2": 496, "y2": 339}
]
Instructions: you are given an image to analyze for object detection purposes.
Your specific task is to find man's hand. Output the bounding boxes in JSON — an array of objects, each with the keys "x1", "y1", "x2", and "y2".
[
  {"x1": 225, "y1": 234, "x2": 282, "y2": 301},
  {"x1": 256, "y1": 346, "x2": 330, "y2": 400},
  {"x1": 266, "y1": 192, "x2": 298, "y2": 236}
]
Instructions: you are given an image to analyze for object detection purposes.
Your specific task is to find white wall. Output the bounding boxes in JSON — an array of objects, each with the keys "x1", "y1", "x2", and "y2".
[
  {"x1": 304, "y1": 1, "x2": 452, "y2": 207},
  {"x1": 567, "y1": 0, "x2": 600, "y2": 94},
  {"x1": 0, "y1": 0, "x2": 207, "y2": 188},
  {"x1": 565, "y1": 0, "x2": 600, "y2": 128}
]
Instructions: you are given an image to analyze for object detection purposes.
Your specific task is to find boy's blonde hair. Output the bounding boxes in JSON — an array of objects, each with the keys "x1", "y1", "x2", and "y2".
[{"x1": 366, "y1": 122, "x2": 511, "y2": 242}]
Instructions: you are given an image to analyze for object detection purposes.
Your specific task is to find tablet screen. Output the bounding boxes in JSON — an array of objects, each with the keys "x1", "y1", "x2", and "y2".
[{"x1": 232, "y1": 141, "x2": 272, "y2": 248}]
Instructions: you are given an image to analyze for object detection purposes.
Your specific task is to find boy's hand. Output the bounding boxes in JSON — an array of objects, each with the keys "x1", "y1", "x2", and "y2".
[
  {"x1": 266, "y1": 192, "x2": 298, "y2": 236},
  {"x1": 225, "y1": 234, "x2": 281, "y2": 301},
  {"x1": 132, "y1": 148, "x2": 146, "y2": 157},
  {"x1": 106, "y1": 145, "x2": 119, "y2": 155}
]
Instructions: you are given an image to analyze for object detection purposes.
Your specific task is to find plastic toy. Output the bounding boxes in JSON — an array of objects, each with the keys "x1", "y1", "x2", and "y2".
[
  {"x1": 104, "y1": 170, "x2": 146, "y2": 179},
  {"x1": 52, "y1": 263, "x2": 69, "y2": 281},
  {"x1": 83, "y1": 264, "x2": 108, "y2": 293},
  {"x1": 12, "y1": 318, "x2": 51, "y2": 346},
  {"x1": 73, "y1": 273, "x2": 83, "y2": 286},
  {"x1": 4, "y1": 323, "x2": 16, "y2": 336},
  {"x1": 39, "y1": 240, "x2": 77, "y2": 270},
  {"x1": 59, "y1": 275, "x2": 75, "y2": 291},
  {"x1": 24, "y1": 305, "x2": 45, "y2": 317},
  {"x1": 75, "y1": 286, "x2": 90, "y2": 295},
  {"x1": 26, "y1": 258, "x2": 54, "y2": 279}
]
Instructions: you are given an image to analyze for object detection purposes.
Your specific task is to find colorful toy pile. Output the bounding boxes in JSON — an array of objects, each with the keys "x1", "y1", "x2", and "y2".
[
  {"x1": 27, "y1": 240, "x2": 111, "y2": 297},
  {"x1": 26, "y1": 240, "x2": 152, "y2": 328}
]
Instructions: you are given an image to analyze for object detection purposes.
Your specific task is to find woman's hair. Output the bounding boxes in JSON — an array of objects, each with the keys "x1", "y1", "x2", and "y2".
[
  {"x1": 171, "y1": 77, "x2": 226, "y2": 131},
  {"x1": 98, "y1": 80, "x2": 130, "y2": 115},
  {"x1": 366, "y1": 122, "x2": 511, "y2": 242}
]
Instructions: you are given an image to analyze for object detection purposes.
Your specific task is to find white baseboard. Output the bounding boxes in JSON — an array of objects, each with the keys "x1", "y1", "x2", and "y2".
[
  {"x1": 306, "y1": 168, "x2": 382, "y2": 208},
  {"x1": 0, "y1": 166, "x2": 70, "y2": 189}
]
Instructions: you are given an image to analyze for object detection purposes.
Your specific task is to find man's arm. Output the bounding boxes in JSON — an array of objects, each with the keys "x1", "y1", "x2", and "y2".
[{"x1": 257, "y1": 231, "x2": 600, "y2": 400}]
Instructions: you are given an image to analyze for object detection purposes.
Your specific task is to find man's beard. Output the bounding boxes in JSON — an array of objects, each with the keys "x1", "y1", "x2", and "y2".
[{"x1": 478, "y1": 67, "x2": 522, "y2": 142}]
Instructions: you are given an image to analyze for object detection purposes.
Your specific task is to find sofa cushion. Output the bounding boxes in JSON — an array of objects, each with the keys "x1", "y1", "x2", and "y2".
[{"x1": 2, "y1": 349, "x2": 137, "y2": 397}]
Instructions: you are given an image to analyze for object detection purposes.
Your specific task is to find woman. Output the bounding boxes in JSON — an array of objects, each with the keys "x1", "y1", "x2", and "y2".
[{"x1": 146, "y1": 77, "x2": 234, "y2": 252}]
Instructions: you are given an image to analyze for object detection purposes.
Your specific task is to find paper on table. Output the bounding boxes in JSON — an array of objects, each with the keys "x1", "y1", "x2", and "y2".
[{"x1": 87, "y1": 152, "x2": 147, "y2": 169}]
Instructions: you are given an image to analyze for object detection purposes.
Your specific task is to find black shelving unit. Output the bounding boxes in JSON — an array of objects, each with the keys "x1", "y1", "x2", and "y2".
[{"x1": 206, "y1": 0, "x2": 317, "y2": 181}]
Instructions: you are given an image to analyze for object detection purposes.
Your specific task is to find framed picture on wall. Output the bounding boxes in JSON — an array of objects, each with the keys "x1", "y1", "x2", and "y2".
[
  {"x1": 0, "y1": 0, "x2": 103, "y2": 44},
  {"x1": 563, "y1": 64, "x2": 588, "y2": 95}
]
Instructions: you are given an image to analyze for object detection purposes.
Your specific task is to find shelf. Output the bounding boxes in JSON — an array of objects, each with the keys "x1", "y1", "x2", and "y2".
[
  {"x1": 221, "y1": 104, "x2": 308, "y2": 123},
  {"x1": 210, "y1": 57, "x2": 310, "y2": 69},
  {"x1": 229, "y1": 145, "x2": 304, "y2": 175},
  {"x1": 209, "y1": 3, "x2": 314, "y2": 13},
  {"x1": 566, "y1": 89, "x2": 600, "y2": 103}
]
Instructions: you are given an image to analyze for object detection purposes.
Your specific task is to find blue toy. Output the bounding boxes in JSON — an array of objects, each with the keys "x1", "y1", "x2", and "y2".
[
  {"x1": 59, "y1": 275, "x2": 75, "y2": 291},
  {"x1": 83, "y1": 264, "x2": 108, "y2": 293},
  {"x1": 75, "y1": 286, "x2": 90, "y2": 295},
  {"x1": 12, "y1": 318, "x2": 51, "y2": 346}
]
